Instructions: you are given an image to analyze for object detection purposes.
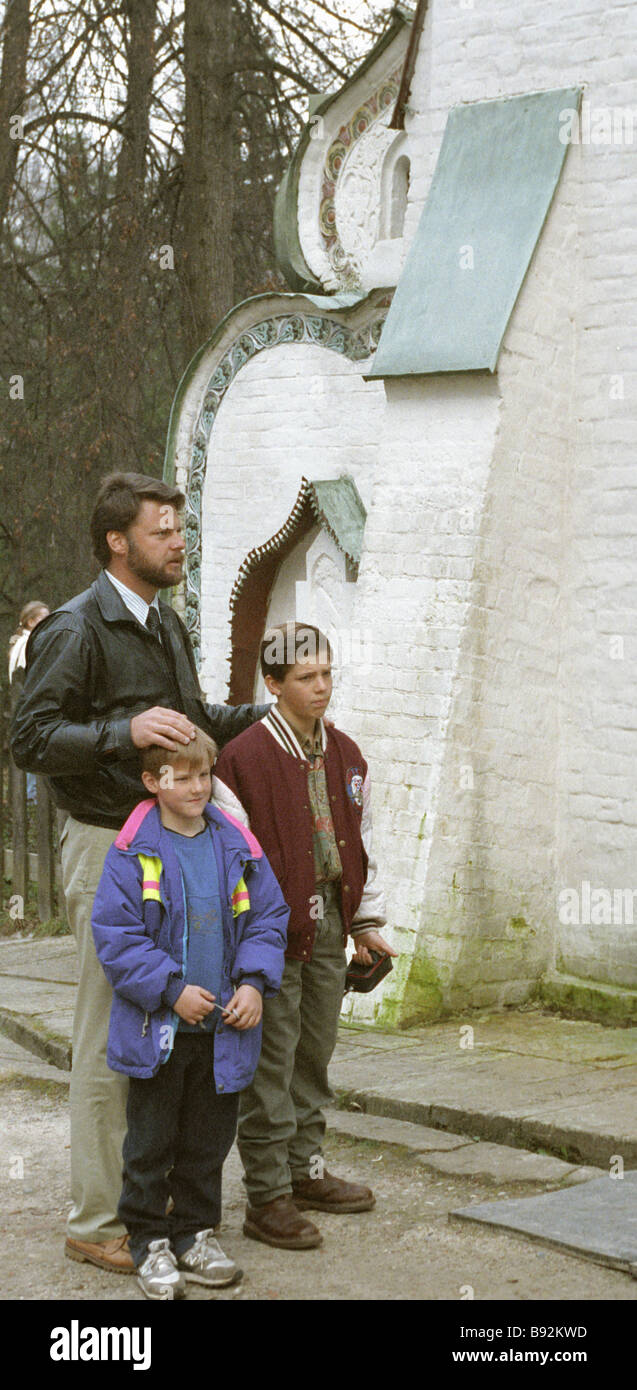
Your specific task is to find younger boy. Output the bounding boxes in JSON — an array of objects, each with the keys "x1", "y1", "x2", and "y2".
[
  {"x1": 213, "y1": 623, "x2": 397, "y2": 1250},
  {"x1": 91, "y1": 727, "x2": 289, "y2": 1298}
]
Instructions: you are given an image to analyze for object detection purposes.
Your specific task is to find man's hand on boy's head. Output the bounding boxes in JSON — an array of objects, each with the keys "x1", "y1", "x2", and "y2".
[
  {"x1": 351, "y1": 929, "x2": 398, "y2": 966},
  {"x1": 223, "y1": 984, "x2": 263, "y2": 1030},
  {"x1": 173, "y1": 984, "x2": 216, "y2": 1025},
  {"x1": 131, "y1": 706, "x2": 197, "y2": 750}
]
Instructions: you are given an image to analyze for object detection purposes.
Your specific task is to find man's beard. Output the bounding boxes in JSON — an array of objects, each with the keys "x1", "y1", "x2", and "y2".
[{"x1": 126, "y1": 537, "x2": 183, "y2": 589}]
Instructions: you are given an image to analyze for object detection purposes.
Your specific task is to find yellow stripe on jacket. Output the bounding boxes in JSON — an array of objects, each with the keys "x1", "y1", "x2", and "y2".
[
  {"x1": 232, "y1": 875, "x2": 250, "y2": 915},
  {"x1": 138, "y1": 855, "x2": 249, "y2": 918},
  {"x1": 138, "y1": 854, "x2": 162, "y2": 902}
]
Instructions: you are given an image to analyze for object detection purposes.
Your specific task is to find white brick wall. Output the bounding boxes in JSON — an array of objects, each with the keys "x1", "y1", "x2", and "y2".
[
  {"x1": 170, "y1": 0, "x2": 637, "y2": 1018},
  {"x1": 198, "y1": 342, "x2": 385, "y2": 704},
  {"x1": 396, "y1": 0, "x2": 637, "y2": 996}
]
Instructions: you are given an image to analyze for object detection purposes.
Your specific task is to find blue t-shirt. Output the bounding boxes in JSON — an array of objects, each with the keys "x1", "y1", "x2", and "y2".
[{"x1": 167, "y1": 826, "x2": 224, "y2": 1034}]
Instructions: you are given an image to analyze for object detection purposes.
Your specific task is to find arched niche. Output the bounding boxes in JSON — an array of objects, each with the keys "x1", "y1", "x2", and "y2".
[
  {"x1": 228, "y1": 476, "x2": 365, "y2": 704},
  {"x1": 379, "y1": 131, "x2": 410, "y2": 242}
]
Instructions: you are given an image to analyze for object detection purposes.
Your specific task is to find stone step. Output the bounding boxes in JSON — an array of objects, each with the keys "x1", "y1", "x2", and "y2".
[
  {"x1": 326, "y1": 1107, "x2": 600, "y2": 1186},
  {"x1": 325, "y1": 1106, "x2": 471, "y2": 1152},
  {"x1": 0, "y1": 1005, "x2": 72, "y2": 1071},
  {"x1": 0, "y1": 1030, "x2": 70, "y2": 1091},
  {"x1": 332, "y1": 1085, "x2": 637, "y2": 1170},
  {"x1": 540, "y1": 972, "x2": 637, "y2": 1028}
]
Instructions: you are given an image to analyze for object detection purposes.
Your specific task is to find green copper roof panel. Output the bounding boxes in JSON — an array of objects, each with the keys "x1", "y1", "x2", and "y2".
[{"x1": 368, "y1": 87, "x2": 581, "y2": 377}]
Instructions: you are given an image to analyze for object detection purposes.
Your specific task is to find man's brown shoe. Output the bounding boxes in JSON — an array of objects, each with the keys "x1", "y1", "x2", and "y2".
[
  {"x1": 243, "y1": 1195, "x2": 322, "y2": 1249},
  {"x1": 65, "y1": 1235, "x2": 135, "y2": 1273},
  {"x1": 292, "y1": 1170, "x2": 375, "y2": 1213}
]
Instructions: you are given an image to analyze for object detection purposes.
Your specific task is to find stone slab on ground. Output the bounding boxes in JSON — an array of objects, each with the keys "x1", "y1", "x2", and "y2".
[
  {"x1": 334, "y1": 1083, "x2": 637, "y2": 1169},
  {"x1": 0, "y1": 1031, "x2": 70, "y2": 1090},
  {"x1": 0, "y1": 935, "x2": 78, "y2": 984},
  {"x1": 415, "y1": 1141, "x2": 599, "y2": 1186},
  {"x1": 0, "y1": 987, "x2": 73, "y2": 1070},
  {"x1": 325, "y1": 1107, "x2": 473, "y2": 1152},
  {"x1": 0, "y1": 944, "x2": 76, "y2": 1069},
  {"x1": 451, "y1": 1171, "x2": 637, "y2": 1274},
  {"x1": 339, "y1": 1011, "x2": 637, "y2": 1066}
]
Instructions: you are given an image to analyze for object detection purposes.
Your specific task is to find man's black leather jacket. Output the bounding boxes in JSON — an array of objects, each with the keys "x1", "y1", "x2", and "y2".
[{"x1": 10, "y1": 569, "x2": 267, "y2": 829}]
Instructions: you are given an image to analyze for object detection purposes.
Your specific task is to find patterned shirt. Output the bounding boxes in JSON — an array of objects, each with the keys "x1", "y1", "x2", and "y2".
[{"x1": 294, "y1": 722, "x2": 343, "y2": 886}]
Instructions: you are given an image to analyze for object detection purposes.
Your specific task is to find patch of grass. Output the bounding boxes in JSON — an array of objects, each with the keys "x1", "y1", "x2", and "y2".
[
  {"x1": 29, "y1": 915, "x2": 69, "y2": 938},
  {"x1": 1, "y1": 878, "x2": 68, "y2": 938},
  {"x1": 0, "y1": 1073, "x2": 69, "y2": 1100}
]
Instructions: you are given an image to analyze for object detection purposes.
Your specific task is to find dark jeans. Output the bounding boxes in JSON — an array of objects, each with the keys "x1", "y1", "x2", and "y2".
[{"x1": 118, "y1": 1033, "x2": 239, "y2": 1266}]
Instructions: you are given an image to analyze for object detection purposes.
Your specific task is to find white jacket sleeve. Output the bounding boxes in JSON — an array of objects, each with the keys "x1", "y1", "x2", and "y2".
[
  {"x1": 351, "y1": 771, "x2": 387, "y2": 934},
  {"x1": 212, "y1": 774, "x2": 251, "y2": 828}
]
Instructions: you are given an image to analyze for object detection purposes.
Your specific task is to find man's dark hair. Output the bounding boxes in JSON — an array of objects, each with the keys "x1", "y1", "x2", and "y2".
[
  {"x1": 260, "y1": 622, "x2": 333, "y2": 683},
  {"x1": 90, "y1": 472, "x2": 186, "y2": 567}
]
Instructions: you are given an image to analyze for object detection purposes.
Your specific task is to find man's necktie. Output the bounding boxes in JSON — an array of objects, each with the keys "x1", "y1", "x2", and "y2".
[
  {"x1": 146, "y1": 604, "x2": 180, "y2": 682},
  {"x1": 145, "y1": 607, "x2": 162, "y2": 642}
]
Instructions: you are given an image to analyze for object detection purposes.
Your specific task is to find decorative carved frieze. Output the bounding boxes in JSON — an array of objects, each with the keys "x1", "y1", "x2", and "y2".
[{"x1": 318, "y1": 65, "x2": 403, "y2": 289}]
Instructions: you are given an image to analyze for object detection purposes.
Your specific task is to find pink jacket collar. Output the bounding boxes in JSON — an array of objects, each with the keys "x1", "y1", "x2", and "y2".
[{"x1": 114, "y1": 797, "x2": 263, "y2": 858}]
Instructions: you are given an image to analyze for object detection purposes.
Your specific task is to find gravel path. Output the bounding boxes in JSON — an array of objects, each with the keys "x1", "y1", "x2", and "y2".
[{"x1": 2, "y1": 1081, "x2": 636, "y2": 1303}]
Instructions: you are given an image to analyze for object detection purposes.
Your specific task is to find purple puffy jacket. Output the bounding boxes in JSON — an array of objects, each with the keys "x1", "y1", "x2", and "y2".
[{"x1": 91, "y1": 798, "x2": 289, "y2": 1092}]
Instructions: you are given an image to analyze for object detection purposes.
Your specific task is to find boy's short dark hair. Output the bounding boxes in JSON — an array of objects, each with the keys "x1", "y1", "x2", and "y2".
[
  {"x1": 90, "y1": 472, "x2": 185, "y2": 567},
  {"x1": 141, "y1": 727, "x2": 218, "y2": 780},
  {"x1": 260, "y1": 622, "x2": 333, "y2": 683}
]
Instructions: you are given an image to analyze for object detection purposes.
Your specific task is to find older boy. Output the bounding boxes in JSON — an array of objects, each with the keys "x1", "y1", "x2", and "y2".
[
  {"x1": 91, "y1": 727, "x2": 289, "y2": 1298},
  {"x1": 213, "y1": 623, "x2": 397, "y2": 1250}
]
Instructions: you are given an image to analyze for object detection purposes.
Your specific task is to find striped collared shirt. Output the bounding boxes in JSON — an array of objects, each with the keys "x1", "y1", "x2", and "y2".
[{"x1": 104, "y1": 570, "x2": 161, "y2": 629}]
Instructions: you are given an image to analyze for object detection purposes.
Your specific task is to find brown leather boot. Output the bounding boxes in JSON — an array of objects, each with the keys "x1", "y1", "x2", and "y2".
[
  {"x1": 291, "y1": 1170, "x2": 375, "y2": 1213},
  {"x1": 243, "y1": 1195, "x2": 323, "y2": 1249},
  {"x1": 65, "y1": 1234, "x2": 135, "y2": 1273}
]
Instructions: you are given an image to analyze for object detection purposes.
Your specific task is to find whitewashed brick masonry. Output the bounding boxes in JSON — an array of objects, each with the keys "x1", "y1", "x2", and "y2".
[{"x1": 169, "y1": 0, "x2": 637, "y2": 1021}]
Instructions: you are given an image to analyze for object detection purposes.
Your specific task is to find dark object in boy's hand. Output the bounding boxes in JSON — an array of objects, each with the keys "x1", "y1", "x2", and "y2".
[{"x1": 345, "y1": 950, "x2": 393, "y2": 994}]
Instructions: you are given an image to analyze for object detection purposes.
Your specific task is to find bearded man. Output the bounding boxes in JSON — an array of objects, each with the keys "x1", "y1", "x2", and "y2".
[{"x1": 11, "y1": 472, "x2": 266, "y2": 1273}]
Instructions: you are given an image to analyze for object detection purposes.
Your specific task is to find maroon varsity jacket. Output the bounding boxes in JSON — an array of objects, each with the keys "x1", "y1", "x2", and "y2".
[{"x1": 213, "y1": 719, "x2": 369, "y2": 963}]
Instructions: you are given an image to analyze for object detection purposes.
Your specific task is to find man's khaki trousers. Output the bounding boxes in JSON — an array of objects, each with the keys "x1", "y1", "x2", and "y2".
[{"x1": 60, "y1": 816, "x2": 128, "y2": 1243}]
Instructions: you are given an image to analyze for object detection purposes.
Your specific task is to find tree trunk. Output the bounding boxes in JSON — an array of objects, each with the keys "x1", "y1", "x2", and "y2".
[
  {"x1": 0, "y1": 0, "x2": 31, "y2": 238},
  {"x1": 102, "y1": 0, "x2": 157, "y2": 469},
  {"x1": 180, "y1": 0, "x2": 234, "y2": 362}
]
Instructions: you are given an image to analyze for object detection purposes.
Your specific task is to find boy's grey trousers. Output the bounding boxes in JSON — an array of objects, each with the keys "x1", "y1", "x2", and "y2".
[{"x1": 237, "y1": 881, "x2": 347, "y2": 1206}]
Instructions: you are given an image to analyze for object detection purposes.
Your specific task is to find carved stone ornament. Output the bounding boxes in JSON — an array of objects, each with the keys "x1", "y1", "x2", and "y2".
[{"x1": 319, "y1": 66, "x2": 402, "y2": 290}]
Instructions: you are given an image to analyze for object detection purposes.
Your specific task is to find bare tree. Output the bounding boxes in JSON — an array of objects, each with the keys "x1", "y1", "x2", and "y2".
[
  {"x1": 101, "y1": 0, "x2": 158, "y2": 468},
  {"x1": 0, "y1": 0, "x2": 393, "y2": 646},
  {"x1": 179, "y1": 0, "x2": 234, "y2": 358},
  {"x1": 0, "y1": 0, "x2": 31, "y2": 237}
]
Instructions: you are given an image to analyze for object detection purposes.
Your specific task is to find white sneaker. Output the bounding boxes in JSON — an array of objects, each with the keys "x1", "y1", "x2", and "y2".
[
  {"x1": 177, "y1": 1229, "x2": 242, "y2": 1287},
  {"x1": 137, "y1": 1238, "x2": 187, "y2": 1300}
]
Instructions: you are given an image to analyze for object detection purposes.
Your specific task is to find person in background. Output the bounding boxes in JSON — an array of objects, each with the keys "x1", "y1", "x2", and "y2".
[{"x1": 8, "y1": 600, "x2": 50, "y2": 801}]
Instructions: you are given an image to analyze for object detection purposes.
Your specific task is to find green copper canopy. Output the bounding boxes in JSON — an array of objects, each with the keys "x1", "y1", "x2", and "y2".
[
  {"x1": 368, "y1": 87, "x2": 582, "y2": 377},
  {"x1": 310, "y1": 476, "x2": 366, "y2": 568}
]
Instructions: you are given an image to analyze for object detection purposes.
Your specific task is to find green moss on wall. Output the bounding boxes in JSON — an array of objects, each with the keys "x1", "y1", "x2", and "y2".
[{"x1": 376, "y1": 947, "x2": 444, "y2": 1029}]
